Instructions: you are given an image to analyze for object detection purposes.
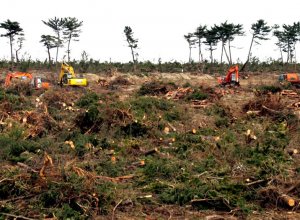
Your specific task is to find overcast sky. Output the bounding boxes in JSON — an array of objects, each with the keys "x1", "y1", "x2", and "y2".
[{"x1": 1, "y1": 0, "x2": 300, "y2": 63}]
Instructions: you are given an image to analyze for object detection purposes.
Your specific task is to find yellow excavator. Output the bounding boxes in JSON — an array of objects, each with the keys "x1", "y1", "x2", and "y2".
[{"x1": 58, "y1": 61, "x2": 88, "y2": 86}]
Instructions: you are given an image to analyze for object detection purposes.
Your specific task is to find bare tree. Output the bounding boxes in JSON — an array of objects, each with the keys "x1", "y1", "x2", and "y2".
[{"x1": 15, "y1": 34, "x2": 25, "y2": 63}]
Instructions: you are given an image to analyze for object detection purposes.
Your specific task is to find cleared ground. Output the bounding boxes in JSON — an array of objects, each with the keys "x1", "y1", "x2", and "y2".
[{"x1": 0, "y1": 71, "x2": 300, "y2": 220}]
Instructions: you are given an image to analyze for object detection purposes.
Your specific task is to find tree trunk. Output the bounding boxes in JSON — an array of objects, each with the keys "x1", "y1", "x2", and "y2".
[
  {"x1": 9, "y1": 35, "x2": 14, "y2": 64},
  {"x1": 293, "y1": 43, "x2": 296, "y2": 63},
  {"x1": 130, "y1": 45, "x2": 136, "y2": 72},
  {"x1": 247, "y1": 35, "x2": 254, "y2": 62},
  {"x1": 286, "y1": 42, "x2": 290, "y2": 63},
  {"x1": 189, "y1": 45, "x2": 192, "y2": 63},
  {"x1": 279, "y1": 46, "x2": 283, "y2": 64},
  {"x1": 15, "y1": 49, "x2": 20, "y2": 63},
  {"x1": 67, "y1": 34, "x2": 72, "y2": 62},
  {"x1": 209, "y1": 45, "x2": 213, "y2": 64},
  {"x1": 198, "y1": 39, "x2": 203, "y2": 63},
  {"x1": 287, "y1": 40, "x2": 290, "y2": 63},
  {"x1": 220, "y1": 42, "x2": 224, "y2": 63},
  {"x1": 130, "y1": 46, "x2": 135, "y2": 63},
  {"x1": 223, "y1": 45, "x2": 230, "y2": 63},
  {"x1": 228, "y1": 40, "x2": 232, "y2": 65},
  {"x1": 55, "y1": 32, "x2": 60, "y2": 63},
  {"x1": 47, "y1": 47, "x2": 51, "y2": 64}
]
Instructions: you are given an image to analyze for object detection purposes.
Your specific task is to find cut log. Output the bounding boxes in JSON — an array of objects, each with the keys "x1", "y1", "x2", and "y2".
[
  {"x1": 279, "y1": 194, "x2": 295, "y2": 207},
  {"x1": 287, "y1": 149, "x2": 298, "y2": 155},
  {"x1": 204, "y1": 215, "x2": 226, "y2": 220},
  {"x1": 246, "y1": 110, "x2": 260, "y2": 115},
  {"x1": 167, "y1": 122, "x2": 177, "y2": 132},
  {"x1": 144, "y1": 148, "x2": 159, "y2": 156}
]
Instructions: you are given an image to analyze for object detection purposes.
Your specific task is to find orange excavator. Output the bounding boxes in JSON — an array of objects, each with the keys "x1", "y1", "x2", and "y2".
[
  {"x1": 279, "y1": 73, "x2": 300, "y2": 87},
  {"x1": 217, "y1": 65, "x2": 240, "y2": 87},
  {"x1": 5, "y1": 72, "x2": 50, "y2": 89}
]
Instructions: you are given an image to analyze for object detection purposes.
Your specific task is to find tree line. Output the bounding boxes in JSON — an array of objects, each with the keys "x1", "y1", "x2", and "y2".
[
  {"x1": 0, "y1": 18, "x2": 138, "y2": 68},
  {"x1": 184, "y1": 19, "x2": 300, "y2": 64},
  {"x1": 184, "y1": 20, "x2": 300, "y2": 65},
  {"x1": 1, "y1": 18, "x2": 300, "y2": 68}
]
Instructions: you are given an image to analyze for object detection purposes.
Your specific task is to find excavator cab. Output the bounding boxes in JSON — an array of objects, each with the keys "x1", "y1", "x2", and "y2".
[
  {"x1": 279, "y1": 73, "x2": 300, "y2": 87},
  {"x1": 33, "y1": 76, "x2": 50, "y2": 89},
  {"x1": 58, "y1": 61, "x2": 87, "y2": 86}
]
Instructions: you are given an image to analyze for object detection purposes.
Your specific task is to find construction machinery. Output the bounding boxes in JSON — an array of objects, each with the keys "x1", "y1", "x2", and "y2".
[
  {"x1": 5, "y1": 72, "x2": 50, "y2": 89},
  {"x1": 58, "y1": 61, "x2": 87, "y2": 86},
  {"x1": 217, "y1": 65, "x2": 240, "y2": 87},
  {"x1": 279, "y1": 73, "x2": 300, "y2": 87}
]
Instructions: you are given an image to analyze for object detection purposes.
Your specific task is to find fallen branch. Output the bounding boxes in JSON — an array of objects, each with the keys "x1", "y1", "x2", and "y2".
[
  {"x1": 0, "y1": 178, "x2": 14, "y2": 183},
  {"x1": 72, "y1": 166, "x2": 134, "y2": 182},
  {"x1": 0, "y1": 194, "x2": 36, "y2": 204},
  {"x1": 191, "y1": 198, "x2": 231, "y2": 211},
  {"x1": 246, "y1": 179, "x2": 268, "y2": 187},
  {"x1": 95, "y1": 174, "x2": 134, "y2": 182},
  {"x1": 262, "y1": 105, "x2": 281, "y2": 114},
  {"x1": 112, "y1": 199, "x2": 123, "y2": 220},
  {"x1": 0, "y1": 212, "x2": 35, "y2": 220},
  {"x1": 17, "y1": 162, "x2": 38, "y2": 173},
  {"x1": 167, "y1": 122, "x2": 177, "y2": 132},
  {"x1": 286, "y1": 181, "x2": 300, "y2": 194}
]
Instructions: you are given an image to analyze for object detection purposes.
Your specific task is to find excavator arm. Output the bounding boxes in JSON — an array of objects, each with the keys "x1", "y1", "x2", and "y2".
[
  {"x1": 58, "y1": 62, "x2": 76, "y2": 83},
  {"x1": 5, "y1": 72, "x2": 33, "y2": 87},
  {"x1": 225, "y1": 65, "x2": 239, "y2": 84},
  {"x1": 217, "y1": 65, "x2": 240, "y2": 87}
]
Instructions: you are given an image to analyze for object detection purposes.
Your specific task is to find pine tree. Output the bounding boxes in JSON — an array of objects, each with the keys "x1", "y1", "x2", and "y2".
[
  {"x1": 0, "y1": 19, "x2": 24, "y2": 64},
  {"x1": 247, "y1": 19, "x2": 271, "y2": 62},
  {"x1": 63, "y1": 17, "x2": 83, "y2": 62}
]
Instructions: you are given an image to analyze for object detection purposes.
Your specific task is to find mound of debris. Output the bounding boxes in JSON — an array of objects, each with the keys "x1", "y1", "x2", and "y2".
[
  {"x1": 138, "y1": 81, "x2": 177, "y2": 96},
  {"x1": 243, "y1": 94, "x2": 286, "y2": 116}
]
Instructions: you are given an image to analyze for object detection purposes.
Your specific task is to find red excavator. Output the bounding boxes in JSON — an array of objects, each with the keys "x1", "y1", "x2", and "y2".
[
  {"x1": 5, "y1": 72, "x2": 50, "y2": 89},
  {"x1": 217, "y1": 65, "x2": 240, "y2": 87}
]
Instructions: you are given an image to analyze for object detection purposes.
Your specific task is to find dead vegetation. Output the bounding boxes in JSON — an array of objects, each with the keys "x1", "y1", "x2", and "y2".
[{"x1": 0, "y1": 72, "x2": 300, "y2": 219}]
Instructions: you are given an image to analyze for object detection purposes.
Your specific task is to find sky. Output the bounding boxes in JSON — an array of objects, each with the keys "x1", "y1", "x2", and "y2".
[{"x1": 0, "y1": 0, "x2": 300, "y2": 63}]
